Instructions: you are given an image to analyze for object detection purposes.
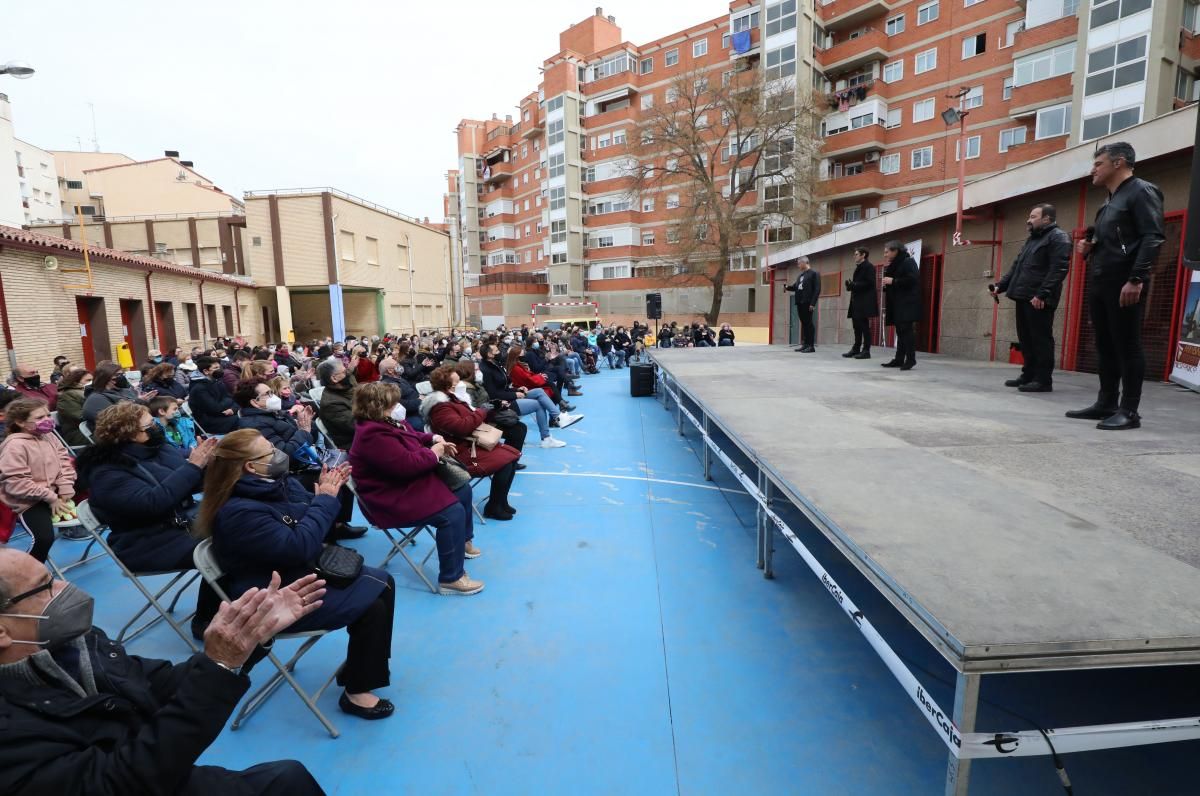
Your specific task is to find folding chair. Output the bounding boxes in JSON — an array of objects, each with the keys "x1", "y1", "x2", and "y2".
[
  {"x1": 77, "y1": 422, "x2": 94, "y2": 444},
  {"x1": 75, "y1": 501, "x2": 201, "y2": 654},
  {"x1": 345, "y1": 478, "x2": 439, "y2": 593},
  {"x1": 178, "y1": 401, "x2": 212, "y2": 438},
  {"x1": 314, "y1": 418, "x2": 340, "y2": 451},
  {"x1": 308, "y1": 385, "x2": 325, "y2": 404},
  {"x1": 469, "y1": 476, "x2": 488, "y2": 525},
  {"x1": 192, "y1": 538, "x2": 342, "y2": 738}
]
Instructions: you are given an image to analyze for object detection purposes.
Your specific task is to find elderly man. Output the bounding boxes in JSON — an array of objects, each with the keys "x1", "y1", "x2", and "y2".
[
  {"x1": 11, "y1": 364, "x2": 58, "y2": 410},
  {"x1": 0, "y1": 548, "x2": 327, "y2": 795},
  {"x1": 785, "y1": 256, "x2": 821, "y2": 353},
  {"x1": 378, "y1": 356, "x2": 424, "y2": 431}
]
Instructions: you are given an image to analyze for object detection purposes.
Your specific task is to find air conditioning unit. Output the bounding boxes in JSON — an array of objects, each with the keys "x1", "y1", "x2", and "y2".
[{"x1": 865, "y1": 152, "x2": 881, "y2": 163}]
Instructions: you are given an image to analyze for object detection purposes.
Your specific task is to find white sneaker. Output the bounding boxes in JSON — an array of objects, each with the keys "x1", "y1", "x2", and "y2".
[
  {"x1": 556, "y1": 412, "x2": 584, "y2": 429},
  {"x1": 540, "y1": 436, "x2": 567, "y2": 448}
]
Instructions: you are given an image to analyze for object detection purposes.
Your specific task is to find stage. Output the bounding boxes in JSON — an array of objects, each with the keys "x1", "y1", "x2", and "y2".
[{"x1": 651, "y1": 344, "x2": 1200, "y2": 794}]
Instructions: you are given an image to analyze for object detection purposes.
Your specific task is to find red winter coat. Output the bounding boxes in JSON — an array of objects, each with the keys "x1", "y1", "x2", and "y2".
[
  {"x1": 509, "y1": 363, "x2": 556, "y2": 401},
  {"x1": 425, "y1": 393, "x2": 520, "y2": 477},
  {"x1": 353, "y1": 357, "x2": 379, "y2": 384},
  {"x1": 348, "y1": 418, "x2": 455, "y2": 527}
]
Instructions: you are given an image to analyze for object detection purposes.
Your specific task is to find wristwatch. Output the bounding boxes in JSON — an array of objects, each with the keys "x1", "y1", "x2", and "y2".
[
  {"x1": 1127, "y1": 276, "x2": 1144, "y2": 285},
  {"x1": 211, "y1": 660, "x2": 243, "y2": 676}
]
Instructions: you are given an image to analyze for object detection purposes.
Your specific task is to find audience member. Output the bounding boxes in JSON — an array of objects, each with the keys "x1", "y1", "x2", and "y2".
[
  {"x1": 349, "y1": 382, "x2": 483, "y2": 594},
  {"x1": 77, "y1": 402, "x2": 221, "y2": 638},
  {"x1": 0, "y1": 399, "x2": 75, "y2": 562},
  {"x1": 82, "y1": 361, "x2": 144, "y2": 428},
  {"x1": 49, "y1": 355, "x2": 71, "y2": 384},
  {"x1": 316, "y1": 359, "x2": 356, "y2": 450},
  {"x1": 0, "y1": 390, "x2": 22, "y2": 439},
  {"x1": 148, "y1": 395, "x2": 198, "y2": 454},
  {"x1": 718, "y1": 323, "x2": 735, "y2": 346},
  {"x1": 378, "y1": 357, "x2": 424, "y2": 432},
  {"x1": 480, "y1": 343, "x2": 574, "y2": 448},
  {"x1": 54, "y1": 368, "x2": 91, "y2": 447},
  {"x1": 145, "y1": 362, "x2": 189, "y2": 400},
  {"x1": 11, "y1": 364, "x2": 58, "y2": 410},
  {"x1": 452, "y1": 360, "x2": 527, "y2": 454},
  {"x1": 187, "y1": 356, "x2": 239, "y2": 434}
]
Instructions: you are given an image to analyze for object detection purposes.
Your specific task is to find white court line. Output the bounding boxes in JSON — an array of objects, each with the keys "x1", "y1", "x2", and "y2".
[{"x1": 516, "y1": 471, "x2": 748, "y2": 495}]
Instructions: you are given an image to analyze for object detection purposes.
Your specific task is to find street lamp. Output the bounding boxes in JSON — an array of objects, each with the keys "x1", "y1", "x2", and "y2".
[
  {"x1": 0, "y1": 61, "x2": 35, "y2": 79},
  {"x1": 942, "y1": 87, "x2": 971, "y2": 245}
]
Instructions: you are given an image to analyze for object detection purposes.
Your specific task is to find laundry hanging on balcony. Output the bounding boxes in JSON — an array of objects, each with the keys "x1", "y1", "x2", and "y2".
[{"x1": 731, "y1": 31, "x2": 752, "y2": 53}]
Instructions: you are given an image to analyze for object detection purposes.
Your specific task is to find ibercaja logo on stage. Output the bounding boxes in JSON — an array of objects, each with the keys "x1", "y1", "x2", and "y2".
[{"x1": 916, "y1": 685, "x2": 962, "y2": 749}]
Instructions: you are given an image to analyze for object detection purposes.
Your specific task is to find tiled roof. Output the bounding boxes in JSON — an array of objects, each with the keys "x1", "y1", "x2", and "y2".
[{"x1": 0, "y1": 224, "x2": 254, "y2": 288}]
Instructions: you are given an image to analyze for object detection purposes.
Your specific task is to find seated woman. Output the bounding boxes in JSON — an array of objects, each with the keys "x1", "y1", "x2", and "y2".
[
  {"x1": 82, "y1": 361, "x2": 146, "y2": 429},
  {"x1": 718, "y1": 323, "x2": 736, "y2": 346},
  {"x1": 420, "y1": 365, "x2": 520, "y2": 521},
  {"x1": 507, "y1": 346, "x2": 559, "y2": 403},
  {"x1": 348, "y1": 382, "x2": 483, "y2": 594},
  {"x1": 77, "y1": 402, "x2": 220, "y2": 637},
  {"x1": 451, "y1": 360, "x2": 526, "y2": 453},
  {"x1": 196, "y1": 429, "x2": 397, "y2": 719},
  {"x1": 148, "y1": 395, "x2": 199, "y2": 454},
  {"x1": 54, "y1": 366, "x2": 92, "y2": 447},
  {"x1": 0, "y1": 399, "x2": 76, "y2": 562},
  {"x1": 144, "y1": 362, "x2": 189, "y2": 400},
  {"x1": 479, "y1": 342, "x2": 578, "y2": 448}
]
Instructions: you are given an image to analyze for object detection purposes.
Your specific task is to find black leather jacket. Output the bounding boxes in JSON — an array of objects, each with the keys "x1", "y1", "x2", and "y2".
[
  {"x1": 1089, "y1": 175, "x2": 1165, "y2": 284},
  {"x1": 996, "y1": 223, "x2": 1072, "y2": 306}
]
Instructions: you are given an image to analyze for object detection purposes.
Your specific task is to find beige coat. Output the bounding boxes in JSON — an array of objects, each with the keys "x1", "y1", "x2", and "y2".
[{"x1": 0, "y1": 432, "x2": 75, "y2": 513}]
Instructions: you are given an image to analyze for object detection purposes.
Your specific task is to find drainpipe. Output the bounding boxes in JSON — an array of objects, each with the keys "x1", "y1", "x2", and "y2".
[
  {"x1": 233, "y1": 285, "x2": 243, "y2": 336},
  {"x1": 198, "y1": 280, "x2": 207, "y2": 347},
  {"x1": 145, "y1": 273, "x2": 159, "y2": 349},
  {"x1": 0, "y1": 270, "x2": 17, "y2": 373},
  {"x1": 403, "y1": 232, "x2": 416, "y2": 334}
]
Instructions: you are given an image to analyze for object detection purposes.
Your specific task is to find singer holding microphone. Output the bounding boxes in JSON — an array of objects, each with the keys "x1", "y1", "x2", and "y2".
[{"x1": 988, "y1": 204, "x2": 1071, "y2": 392}]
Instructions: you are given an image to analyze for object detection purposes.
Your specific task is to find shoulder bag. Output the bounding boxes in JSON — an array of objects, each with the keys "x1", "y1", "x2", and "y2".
[
  {"x1": 470, "y1": 422, "x2": 503, "y2": 451},
  {"x1": 279, "y1": 513, "x2": 363, "y2": 589}
]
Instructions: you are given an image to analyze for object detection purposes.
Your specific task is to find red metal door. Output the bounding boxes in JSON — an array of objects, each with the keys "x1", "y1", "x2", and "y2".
[
  {"x1": 77, "y1": 297, "x2": 96, "y2": 371},
  {"x1": 917, "y1": 254, "x2": 943, "y2": 354}
]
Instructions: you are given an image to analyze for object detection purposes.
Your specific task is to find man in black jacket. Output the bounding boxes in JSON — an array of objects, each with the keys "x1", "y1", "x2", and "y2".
[
  {"x1": 1066, "y1": 142, "x2": 1165, "y2": 430},
  {"x1": 0, "y1": 548, "x2": 326, "y2": 795},
  {"x1": 785, "y1": 256, "x2": 821, "y2": 352},
  {"x1": 880, "y1": 241, "x2": 921, "y2": 370},
  {"x1": 843, "y1": 247, "x2": 879, "y2": 359},
  {"x1": 187, "y1": 356, "x2": 239, "y2": 434},
  {"x1": 990, "y1": 204, "x2": 1072, "y2": 392}
]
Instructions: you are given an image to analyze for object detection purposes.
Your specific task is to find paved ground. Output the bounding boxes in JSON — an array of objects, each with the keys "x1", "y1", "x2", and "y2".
[{"x1": 34, "y1": 360, "x2": 1200, "y2": 794}]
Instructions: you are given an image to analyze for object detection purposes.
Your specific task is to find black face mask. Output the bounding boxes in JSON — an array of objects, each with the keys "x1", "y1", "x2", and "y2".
[
  {"x1": 114, "y1": 375, "x2": 131, "y2": 389},
  {"x1": 144, "y1": 424, "x2": 166, "y2": 449},
  {"x1": 23, "y1": 375, "x2": 41, "y2": 389}
]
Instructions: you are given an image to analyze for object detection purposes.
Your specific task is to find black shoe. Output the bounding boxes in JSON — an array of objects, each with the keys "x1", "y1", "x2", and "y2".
[
  {"x1": 854, "y1": 352, "x2": 871, "y2": 360},
  {"x1": 483, "y1": 505, "x2": 514, "y2": 521},
  {"x1": 503, "y1": 504, "x2": 518, "y2": 515},
  {"x1": 332, "y1": 523, "x2": 368, "y2": 540},
  {"x1": 793, "y1": 347, "x2": 806, "y2": 352},
  {"x1": 842, "y1": 349, "x2": 860, "y2": 358},
  {"x1": 1065, "y1": 403, "x2": 1118, "y2": 420},
  {"x1": 560, "y1": 402, "x2": 576, "y2": 412},
  {"x1": 899, "y1": 361, "x2": 916, "y2": 371},
  {"x1": 1097, "y1": 409, "x2": 1141, "y2": 430},
  {"x1": 880, "y1": 360, "x2": 901, "y2": 368},
  {"x1": 514, "y1": 462, "x2": 527, "y2": 471},
  {"x1": 1004, "y1": 378, "x2": 1028, "y2": 388},
  {"x1": 800, "y1": 346, "x2": 816, "y2": 353},
  {"x1": 338, "y1": 691, "x2": 395, "y2": 720},
  {"x1": 1018, "y1": 381, "x2": 1052, "y2": 393}
]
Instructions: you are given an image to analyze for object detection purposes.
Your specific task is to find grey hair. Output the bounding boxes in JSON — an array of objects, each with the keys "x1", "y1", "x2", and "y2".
[
  {"x1": 316, "y1": 358, "x2": 342, "y2": 387},
  {"x1": 1094, "y1": 141, "x2": 1136, "y2": 167},
  {"x1": 798, "y1": 256, "x2": 810, "y2": 265}
]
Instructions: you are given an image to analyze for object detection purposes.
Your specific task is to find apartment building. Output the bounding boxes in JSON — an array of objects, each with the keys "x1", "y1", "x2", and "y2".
[
  {"x1": 448, "y1": 4, "x2": 825, "y2": 328},
  {"x1": 815, "y1": 0, "x2": 1200, "y2": 224},
  {"x1": 0, "y1": 93, "x2": 62, "y2": 227},
  {"x1": 242, "y1": 189, "x2": 454, "y2": 342}
]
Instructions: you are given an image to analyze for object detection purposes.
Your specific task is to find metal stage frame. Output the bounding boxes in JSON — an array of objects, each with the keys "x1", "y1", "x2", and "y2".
[{"x1": 651, "y1": 351, "x2": 1200, "y2": 796}]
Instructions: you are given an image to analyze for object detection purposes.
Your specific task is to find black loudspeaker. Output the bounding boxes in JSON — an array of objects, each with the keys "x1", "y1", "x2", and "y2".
[
  {"x1": 630, "y1": 362, "x2": 655, "y2": 397},
  {"x1": 646, "y1": 292, "x2": 663, "y2": 319}
]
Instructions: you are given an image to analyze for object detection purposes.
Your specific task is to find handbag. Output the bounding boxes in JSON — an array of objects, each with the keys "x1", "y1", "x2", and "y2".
[
  {"x1": 435, "y1": 455, "x2": 472, "y2": 491},
  {"x1": 315, "y1": 543, "x2": 364, "y2": 590},
  {"x1": 490, "y1": 406, "x2": 520, "y2": 426},
  {"x1": 470, "y1": 422, "x2": 503, "y2": 451}
]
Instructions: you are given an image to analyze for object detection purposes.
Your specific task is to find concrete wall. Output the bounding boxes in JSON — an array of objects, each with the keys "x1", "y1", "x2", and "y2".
[{"x1": 80, "y1": 158, "x2": 239, "y2": 218}]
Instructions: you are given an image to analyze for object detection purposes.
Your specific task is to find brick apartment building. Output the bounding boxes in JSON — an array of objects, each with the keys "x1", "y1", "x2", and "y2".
[{"x1": 447, "y1": 0, "x2": 1199, "y2": 330}]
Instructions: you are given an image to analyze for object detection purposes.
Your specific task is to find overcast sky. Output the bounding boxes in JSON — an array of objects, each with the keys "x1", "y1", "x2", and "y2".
[{"x1": 1, "y1": 1, "x2": 725, "y2": 221}]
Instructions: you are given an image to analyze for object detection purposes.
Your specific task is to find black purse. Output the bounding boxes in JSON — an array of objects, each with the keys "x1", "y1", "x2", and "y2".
[
  {"x1": 490, "y1": 406, "x2": 520, "y2": 426},
  {"x1": 279, "y1": 513, "x2": 363, "y2": 589}
]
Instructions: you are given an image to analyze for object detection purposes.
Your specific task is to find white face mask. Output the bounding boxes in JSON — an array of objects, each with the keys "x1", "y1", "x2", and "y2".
[
  {"x1": 264, "y1": 395, "x2": 283, "y2": 412},
  {"x1": 462, "y1": 347, "x2": 472, "y2": 356},
  {"x1": 454, "y1": 383, "x2": 469, "y2": 399},
  {"x1": 390, "y1": 404, "x2": 406, "y2": 422},
  {"x1": 475, "y1": 369, "x2": 483, "y2": 384}
]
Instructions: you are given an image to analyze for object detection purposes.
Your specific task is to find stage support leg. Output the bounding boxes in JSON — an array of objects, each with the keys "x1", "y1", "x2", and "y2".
[
  {"x1": 676, "y1": 394, "x2": 683, "y2": 436},
  {"x1": 945, "y1": 672, "x2": 980, "y2": 796},
  {"x1": 762, "y1": 474, "x2": 775, "y2": 580},
  {"x1": 755, "y1": 469, "x2": 766, "y2": 570},
  {"x1": 702, "y1": 415, "x2": 712, "y2": 481}
]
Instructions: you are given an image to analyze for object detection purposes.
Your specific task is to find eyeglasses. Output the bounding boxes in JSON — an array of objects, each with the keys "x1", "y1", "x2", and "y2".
[{"x1": 1, "y1": 576, "x2": 55, "y2": 610}]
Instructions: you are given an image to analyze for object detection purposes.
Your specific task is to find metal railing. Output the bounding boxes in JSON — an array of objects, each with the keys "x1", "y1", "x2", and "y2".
[{"x1": 243, "y1": 187, "x2": 428, "y2": 227}]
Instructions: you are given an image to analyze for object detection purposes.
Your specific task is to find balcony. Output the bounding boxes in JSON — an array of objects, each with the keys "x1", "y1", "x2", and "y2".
[
  {"x1": 1008, "y1": 75, "x2": 1072, "y2": 119},
  {"x1": 823, "y1": 78, "x2": 883, "y2": 110},
  {"x1": 820, "y1": 165, "x2": 887, "y2": 201},
  {"x1": 817, "y1": 28, "x2": 889, "y2": 74},
  {"x1": 818, "y1": 0, "x2": 893, "y2": 33},
  {"x1": 465, "y1": 271, "x2": 548, "y2": 297},
  {"x1": 483, "y1": 161, "x2": 514, "y2": 185},
  {"x1": 728, "y1": 27, "x2": 761, "y2": 59},
  {"x1": 583, "y1": 209, "x2": 639, "y2": 227},
  {"x1": 521, "y1": 112, "x2": 544, "y2": 139},
  {"x1": 583, "y1": 103, "x2": 637, "y2": 129},
  {"x1": 822, "y1": 123, "x2": 887, "y2": 159}
]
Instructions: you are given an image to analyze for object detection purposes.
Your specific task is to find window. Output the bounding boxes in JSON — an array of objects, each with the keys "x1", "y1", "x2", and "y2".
[
  {"x1": 551, "y1": 283, "x2": 568, "y2": 296},
  {"x1": 734, "y1": 11, "x2": 760, "y2": 32},
  {"x1": 955, "y1": 135, "x2": 982, "y2": 160},
  {"x1": 765, "y1": 44, "x2": 796, "y2": 81},
  {"x1": 549, "y1": 152, "x2": 566, "y2": 178},
  {"x1": 1177, "y1": 67, "x2": 1199, "y2": 102},
  {"x1": 666, "y1": 86, "x2": 680, "y2": 102},
  {"x1": 999, "y1": 127, "x2": 1027, "y2": 152},
  {"x1": 184, "y1": 303, "x2": 199, "y2": 339},
  {"x1": 723, "y1": 33, "x2": 731, "y2": 49},
  {"x1": 843, "y1": 206, "x2": 862, "y2": 222},
  {"x1": 525, "y1": 251, "x2": 532, "y2": 263},
  {"x1": 693, "y1": 39, "x2": 708, "y2": 57},
  {"x1": 640, "y1": 93, "x2": 654, "y2": 110},
  {"x1": 640, "y1": 57, "x2": 654, "y2": 74},
  {"x1": 965, "y1": 0, "x2": 984, "y2": 5},
  {"x1": 963, "y1": 86, "x2": 983, "y2": 109},
  {"x1": 886, "y1": 14, "x2": 906, "y2": 35},
  {"x1": 1187, "y1": 0, "x2": 1200, "y2": 33},
  {"x1": 589, "y1": 197, "x2": 632, "y2": 215},
  {"x1": 844, "y1": 163, "x2": 864, "y2": 176},
  {"x1": 339, "y1": 230, "x2": 355, "y2": 261},
  {"x1": 1084, "y1": 35, "x2": 1147, "y2": 96},
  {"x1": 729, "y1": 250, "x2": 758, "y2": 270},
  {"x1": 911, "y1": 146, "x2": 933, "y2": 169},
  {"x1": 763, "y1": 137, "x2": 794, "y2": 172},
  {"x1": 642, "y1": 231, "x2": 656, "y2": 246},
  {"x1": 666, "y1": 157, "x2": 678, "y2": 172},
  {"x1": 962, "y1": 32, "x2": 986, "y2": 59},
  {"x1": 1003, "y1": 77, "x2": 1014, "y2": 100},
  {"x1": 915, "y1": 48, "x2": 937, "y2": 74},
  {"x1": 597, "y1": 135, "x2": 611, "y2": 150},
  {"x1": 764, "y1": 183, "x2": 793, "y2": 213},
  {"x1": 766, "y1": 226, "x2": 793, "y2": 243},
  {"x1": 880, "y1": 153, "x2": 901, "y2": 174},
  {"x1": 642, "y1": 197, "x2": 656, "y2": 212},
  {"x1": 1064, "y1": 0, "x2": 1080, "y2": 12},
  {"x1": 365, "y1": 236, "x2": 379, "y2": 265},
  {"x1": 885, "y1": 108, "x2": 902, "y2": 129},
  {"x1": 850, "y1": 111, "x2": 876, "y2": 129},
  {"x1": 1035, "y1": 103, "x2": 1071, "y2": 139},
  {"x1": 550, "y1": 187, "x2": 566, "y2": 211},
  {"x1": 1014, "y1": 43, "x2": 1076, "y2": 86},
  {"x1": 582, "y1": 167, "x2": 595, "y2": 183},
  {"x1": 913, "y1": 98, "x2": 935, "y2": 122},
  {"x1": 590, "y1": 234, "x2": 615, "y2": 249},
  {"x1": 1081, "y1": 106, "x2": 1141, "y2": 140},
  {"x1": 666, "y1": 227, "x2": 681, "y2": 243},
  {"x1": 546, "y1": 95, "x2": 564, "y2": 112},
  {"x1": 878, "y1": 200, "x2": 899, "y2": 214},
  {"x1": 665, "y1": 48, "x2": 679, "y2": 67},
  {"x1": 1090, "y1": 0, "x2": 1152, "y2": 29},
  {"x1": 551, "y1": 220, "x2": 567, "y2": 244},
  {"x1": 1005, "y1": 21, "x2": 1023, "y2": 47},
  {"x1": 883, "y1": 61, "x2": 904, "y2": 83},
  {"x1": 65, "y1": 179, "x2": 83, "y2": 190},
  {"x1": 601, "y1": 265, "x2": 630, "y2": 279},
  {"x1": 918, "y1": 0, "x2": 939, "y2": 24},
  {"x1": 766, "y1": 0, "x2": 797, "y2": 35},
  {"x1": 548, "y1": 119, "x2": 565, "y2": 146},
  {"x1": 666, "y1": 193, "x2": 680, "y2": 209},
  {"x1": 693, "y1": 78, "x2": 709, "y2": 95}
]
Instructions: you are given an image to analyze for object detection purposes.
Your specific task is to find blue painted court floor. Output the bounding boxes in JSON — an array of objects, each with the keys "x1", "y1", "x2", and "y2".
[{"x1": 55, "y1": 363, "x2": 1200, "y2": 795}]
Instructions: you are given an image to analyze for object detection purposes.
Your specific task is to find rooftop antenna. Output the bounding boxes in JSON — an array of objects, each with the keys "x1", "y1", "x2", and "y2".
[{"x1": 88, "y1": 102, "x2": 99, "y2": 152}]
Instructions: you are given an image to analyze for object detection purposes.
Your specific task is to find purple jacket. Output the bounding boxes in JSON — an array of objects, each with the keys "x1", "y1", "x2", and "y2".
[{"x1": 349, "y1": 419, "x2": 456, "y2": 527}]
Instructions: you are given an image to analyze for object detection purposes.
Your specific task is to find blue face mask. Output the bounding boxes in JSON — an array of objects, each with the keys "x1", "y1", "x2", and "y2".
[
  {"x1": 532, "y1": 342, "x2": 540, "y2": 350},
  {"x1": 152, "y1": 356, "x2": 162, "y2": 363}
]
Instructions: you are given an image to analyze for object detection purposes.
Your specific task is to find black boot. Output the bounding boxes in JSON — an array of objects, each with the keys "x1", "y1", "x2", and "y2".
[
  {"x1": 1096, "y1": 409, "x2": 1141, "y2": 430},
  {"x1": 842, "y1": 348, "x2": 860, "y2": 358},
  {"x1": 854, "y1": 350, "x2": 871, "y2": 359},
  {"x1": 1065, "y1": 400, "x2": 1118, "y2": 420}
]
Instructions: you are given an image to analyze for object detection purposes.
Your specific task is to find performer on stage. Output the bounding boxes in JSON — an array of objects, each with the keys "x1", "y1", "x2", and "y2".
[
  {"x1": 880, "y1": 241, "x2": 920, "y2": 371},
  {"x1": 785, "y1": 257, "x2": 820, "y2": 353},
  {"x1": 843, "y1": 247, "x2": 878, "y2": 359}
]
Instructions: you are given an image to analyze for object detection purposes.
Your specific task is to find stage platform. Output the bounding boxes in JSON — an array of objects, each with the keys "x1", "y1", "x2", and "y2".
[{"x1": 652, "y1": 345, "x2": 1200, "y2": 674}]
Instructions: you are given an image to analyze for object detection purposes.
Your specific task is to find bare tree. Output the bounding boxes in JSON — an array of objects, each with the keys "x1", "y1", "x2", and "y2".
[{"x1": 622, "y1": 66, "x2": 822, "y2": 324}]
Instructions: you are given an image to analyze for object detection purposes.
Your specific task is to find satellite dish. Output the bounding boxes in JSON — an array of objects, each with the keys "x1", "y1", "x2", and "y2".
[{"x1": 44, "y1": 255, "x2": 58, "y2": 271}]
